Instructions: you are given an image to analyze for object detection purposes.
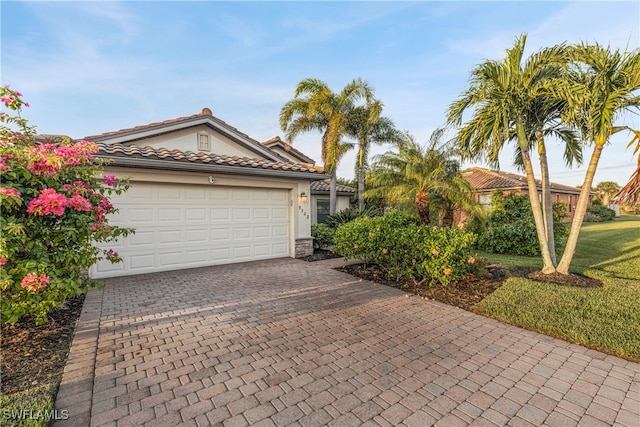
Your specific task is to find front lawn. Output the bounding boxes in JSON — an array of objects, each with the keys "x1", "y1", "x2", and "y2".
[{"x1": 474, "y1": 215, "x2": 640, "y2": 362}]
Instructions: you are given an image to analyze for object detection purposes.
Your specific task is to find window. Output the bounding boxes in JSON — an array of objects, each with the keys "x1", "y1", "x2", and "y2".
[
  {"x1": 478, "y1": 194, "x2": 492, "y2": 210},
  {"x1": 317, "y1": 199, "x2": 330, "y2": 224},
  {"x1": 197, "y1": 133, "x2": 210, "y2": 151}
]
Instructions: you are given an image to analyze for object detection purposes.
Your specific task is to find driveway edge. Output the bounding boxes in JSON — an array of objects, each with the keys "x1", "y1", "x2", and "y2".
[{"x1": 54, "y1": 286, "x2": 103, "y2": 426}]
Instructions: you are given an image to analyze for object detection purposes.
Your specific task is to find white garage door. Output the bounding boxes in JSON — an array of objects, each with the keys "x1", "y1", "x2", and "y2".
[{"x1": 92, "y1": 182, "x2": 290, "y2": 278}]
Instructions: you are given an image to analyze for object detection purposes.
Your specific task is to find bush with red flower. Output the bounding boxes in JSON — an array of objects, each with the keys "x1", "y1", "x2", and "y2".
[{"x1": 0, "y1": 85, "x2": 133, "y2": 324}]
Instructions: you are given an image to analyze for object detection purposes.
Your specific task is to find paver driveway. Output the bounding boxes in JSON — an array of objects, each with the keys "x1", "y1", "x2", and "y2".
[{"x1": 55, "y1": 258, "x2": 639, "y2": 426}]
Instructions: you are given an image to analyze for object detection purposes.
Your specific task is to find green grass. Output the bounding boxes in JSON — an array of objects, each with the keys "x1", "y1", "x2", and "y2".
[
  {"x1": 0, "y1": 384, "x2": 59, "y2": 427},
  {"x1": 474, "y1": 215, "x2": 640, "y2": 362}
]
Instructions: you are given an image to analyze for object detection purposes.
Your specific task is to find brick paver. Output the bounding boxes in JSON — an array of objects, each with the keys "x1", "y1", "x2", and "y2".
[{"x1": 54, "y1": 258, "x2": 640, "y2": 426}]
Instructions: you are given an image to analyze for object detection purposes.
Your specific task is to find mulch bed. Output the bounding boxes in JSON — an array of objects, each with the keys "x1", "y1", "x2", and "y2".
[{"x1": 0, "y1": 294, "x2": 85, "y2": 396}]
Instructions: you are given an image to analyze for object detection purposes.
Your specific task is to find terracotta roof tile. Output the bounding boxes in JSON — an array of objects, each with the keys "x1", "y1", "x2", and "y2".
[
  {"x1": 310, "y1": 180, "x2": 356, "y2": 194},
  {"x1": 262, "y1": 136, "x2": 316, "y2": 165},
  {"x1": 84, "y1": 108, "x2": 257, "y2": 144},
  {"x1": 462, "y1": 167, "x2": 581, "y2": 194},
  {"x1": 96, "y1": 142, "x2": 326, "y2": 175}
]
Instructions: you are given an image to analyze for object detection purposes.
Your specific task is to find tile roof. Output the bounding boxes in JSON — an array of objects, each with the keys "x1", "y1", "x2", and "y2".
[
  {"x1": 96, "y1": 142, "x2": 326, "y2": 176},
  {"x1": 462, "y1": 167, "x2": 581, "y2": 194},
  {"x1": 262, "y1": 136, "x2": 316, "y2": 165},
  {"x1": 310, "y1": 180, "x2": 356, "y2": 194},
  {"x1": 84, "y1": 108, "x2": 256, "y2": 143}
]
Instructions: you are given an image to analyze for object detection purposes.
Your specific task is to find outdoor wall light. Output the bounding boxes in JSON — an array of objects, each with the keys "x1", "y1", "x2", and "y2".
[{"x1": 299, "y1": 192, "x2": 308, "y2": 203}]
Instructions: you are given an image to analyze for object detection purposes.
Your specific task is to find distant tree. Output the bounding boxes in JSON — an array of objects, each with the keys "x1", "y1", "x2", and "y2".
[
  {"x1": 593, "y1": 181, "x2": 621, "y2": 207},
  {"x1": 280, "y1": 78, "x2": 374, "y2": 215}
]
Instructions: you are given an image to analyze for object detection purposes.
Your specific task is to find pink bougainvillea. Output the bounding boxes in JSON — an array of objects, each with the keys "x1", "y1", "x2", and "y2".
[
  {"x1": 20, "y1": 273, "x2": 50, "y2": 292},
  {"x1": 26, "y1": 188, "x2": 67, "y2": 216},
  {"x1": 103, "y1": 175, "x2": 117, "y2": 187},
  {"x1": 0, "y1": 187, "x2": 21, "y2": 198},
  {"x1": 67, "y1": 195, "x2": 92, "y2": 212}
]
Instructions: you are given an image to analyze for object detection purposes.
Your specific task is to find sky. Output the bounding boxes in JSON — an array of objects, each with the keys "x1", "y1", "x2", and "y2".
[{"x1": 2, "y1": 0, "x2": 639, "y2": 187}]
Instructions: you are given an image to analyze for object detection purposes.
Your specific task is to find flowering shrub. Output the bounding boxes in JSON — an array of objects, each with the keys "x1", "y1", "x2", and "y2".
[
  {"x1": 0, "y1": 86, "x2": 133, "y2": 325},
  {"x1": 335, "y1": 210, "x2": 485, "y2": 285}
]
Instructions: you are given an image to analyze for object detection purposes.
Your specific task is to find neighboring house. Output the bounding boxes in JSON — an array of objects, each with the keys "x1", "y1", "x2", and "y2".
[
  {"x1": 309, "y1": 181, "x2": 356, "y2": 224},
  {"x1": 462, "y1": 167, "x2": 585, "y2": 222},
  {"x1": 262, "y1": 136, "x2": 356, "y2": 222},
  {"x1": 85, "y1": 108, "x2": 329, "y2": 278}
]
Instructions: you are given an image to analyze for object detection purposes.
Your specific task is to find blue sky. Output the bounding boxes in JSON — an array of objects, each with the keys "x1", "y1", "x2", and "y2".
[{"x1": 2, "y1": 1, "x2": 639, "y2": 187}]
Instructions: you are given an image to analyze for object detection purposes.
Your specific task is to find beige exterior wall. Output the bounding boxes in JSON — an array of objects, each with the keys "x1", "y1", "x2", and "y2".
[
  {"x1": 475, "y1": 189, "x2": 582, "y2": 222},
  {"x1": 104, "y1": 166, "x2": 313, "y2": 255},
  {"x1": 131, "y1": 125, "x2": 263, "y2": 159}
]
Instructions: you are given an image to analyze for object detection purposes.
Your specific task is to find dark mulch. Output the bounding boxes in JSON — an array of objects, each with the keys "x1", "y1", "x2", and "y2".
[
  {"x1": 300, "y1": 248, "x2": 342, "y2": 262},
  {"x1": 336, "y1": 263, "x2": 601, "y2": 310},
  {"x1": 0, "y1": 295, "x2": 85, "y2": 396},
  {"x1": 336, "y1": 263, "x2": 524, "y2": 310}
]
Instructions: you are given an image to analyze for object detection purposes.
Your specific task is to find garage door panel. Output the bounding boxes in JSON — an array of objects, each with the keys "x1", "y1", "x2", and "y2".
[
  {"x1": 233, "y1": 208, "x2": 251, "y2": 220},
  {"x1": 159, "y1": 208, "x2": 181, "y2": 221},
  {"x1": 159, "y1": 230, "x2": 182, "y2": 244},
  {"x1": 92, "y1": 183, "x2": 290, "y2": 278},
  {"x1": 210, "y1": 208, "x2": 230, "y2": 220},
  {"x1": 129, "y1": 231, "x2": 155, "y2": 246},
  {"x1": 186, "y1": 250, "x2": 208, "y2": 263},
  {"x1": 129, "y1": 208, "x2": 154, "y2": 222},
  {"x1": 186, "y1": 208, "x2": 206, "y2": 221}
]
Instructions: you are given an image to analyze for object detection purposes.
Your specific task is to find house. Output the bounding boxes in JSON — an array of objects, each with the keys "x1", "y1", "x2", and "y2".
[
  {"x1": 462, "y1": 167, "x2": 584, "y2": 221},
  {"x1": 86, "y1": 108, "x2": 331, "y2": 278}
]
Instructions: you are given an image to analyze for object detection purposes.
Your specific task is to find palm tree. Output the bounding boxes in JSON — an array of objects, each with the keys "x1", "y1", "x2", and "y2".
[
  {"x1": 593, "y1": 181, "x2": 621, "y2": 207},
  {"x1": 447, "y1": 34, "x2": 577, "y2": 272},
  {"x1": 280, "y1": 78, "x2": 374, "y2": 214},
  {"x1": 555, "y1": 45, "x2": 640, "y2": 274},
  {"x1": 346, "y1": 101, "x2": 401, "y2": 210},
  {"x1": 613, "y1": 130, "x2": 640, "y2": 207},
  {"x1": 366, "y1": 131, "x2": 479, "y2": 225}
]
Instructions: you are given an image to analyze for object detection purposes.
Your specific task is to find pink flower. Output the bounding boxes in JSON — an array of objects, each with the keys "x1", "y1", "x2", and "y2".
[
  {"x1": 103, "y1": 175, "x2": 117, "y2": 187},
  {"x1": 67, "y1": 195, "x2": 92, "y2": 212},
  {"x1": 0, "y1": 258, "x2": 7, "y2": 266},
  {"x1": 20, "y1": 273, "x2": 50, "y2": 292},
  {"x1": 105, "y1": 249, "x2": 120, "y2": 260},
  {"x1": 0, "y1": 187, "x2": 21, "y2": 198},
  {"x1": 27, "y1": 188, "x2": 67, "y2": 216}
]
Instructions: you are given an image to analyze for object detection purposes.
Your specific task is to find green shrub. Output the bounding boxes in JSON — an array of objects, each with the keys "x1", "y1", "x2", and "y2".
[
  {"x1": 585, "y1": 200, "x2": 616, "y2": 222},
  {"x1": 335, "y1": 210, "x2": 484, "y2": 286},
  {"x1": 476, "y1": 193, "x2": 568, "y2": 256},
  {"x1": 311, "y1": 224, "x2": 336, "y2": 249}
]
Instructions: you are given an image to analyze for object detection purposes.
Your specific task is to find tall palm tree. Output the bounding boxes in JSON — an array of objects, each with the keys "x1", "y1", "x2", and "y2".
[
  {"x1": 280, "y1": 78, "x2": 374, "y2": 214},
  {"x1": 447, "y1": 34, "x2": 576, "y2": 272},
  {"x1": 365, "y1": 131, "x2": 479, "y2": 225},
  {"x1": 613, "y1": 129, "x2": 640, "y2": 207},
  {"x1": 555, "y1": 44, "x2": 640, "y2": 274},
  {"x1": 346, "y1": 101, "x2": 401, "y2": 210}
]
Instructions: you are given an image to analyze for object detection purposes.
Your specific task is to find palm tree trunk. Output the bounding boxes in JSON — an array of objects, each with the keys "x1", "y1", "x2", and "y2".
[
  {"x1": 442, "y1": 209, "x2": 454, "y2": 228},
  {"x1": 556, "y1": 143, "x2": 605, "y2": 275},
  {"x1": 357, "y1": 164, "x2": 365, "y2": 211},
  {"x1": 330, "y1": 172, "x2": 337, "y2": 215},
  {"x1": 415, "y1": 191, "x2": 430, "y2": 225},
  {"x1": 517, "y1": 124, "x2": 555, "y2": 273},
  {"x1": 537, "y1": 132, "x2": 556, "y2": 265}
]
